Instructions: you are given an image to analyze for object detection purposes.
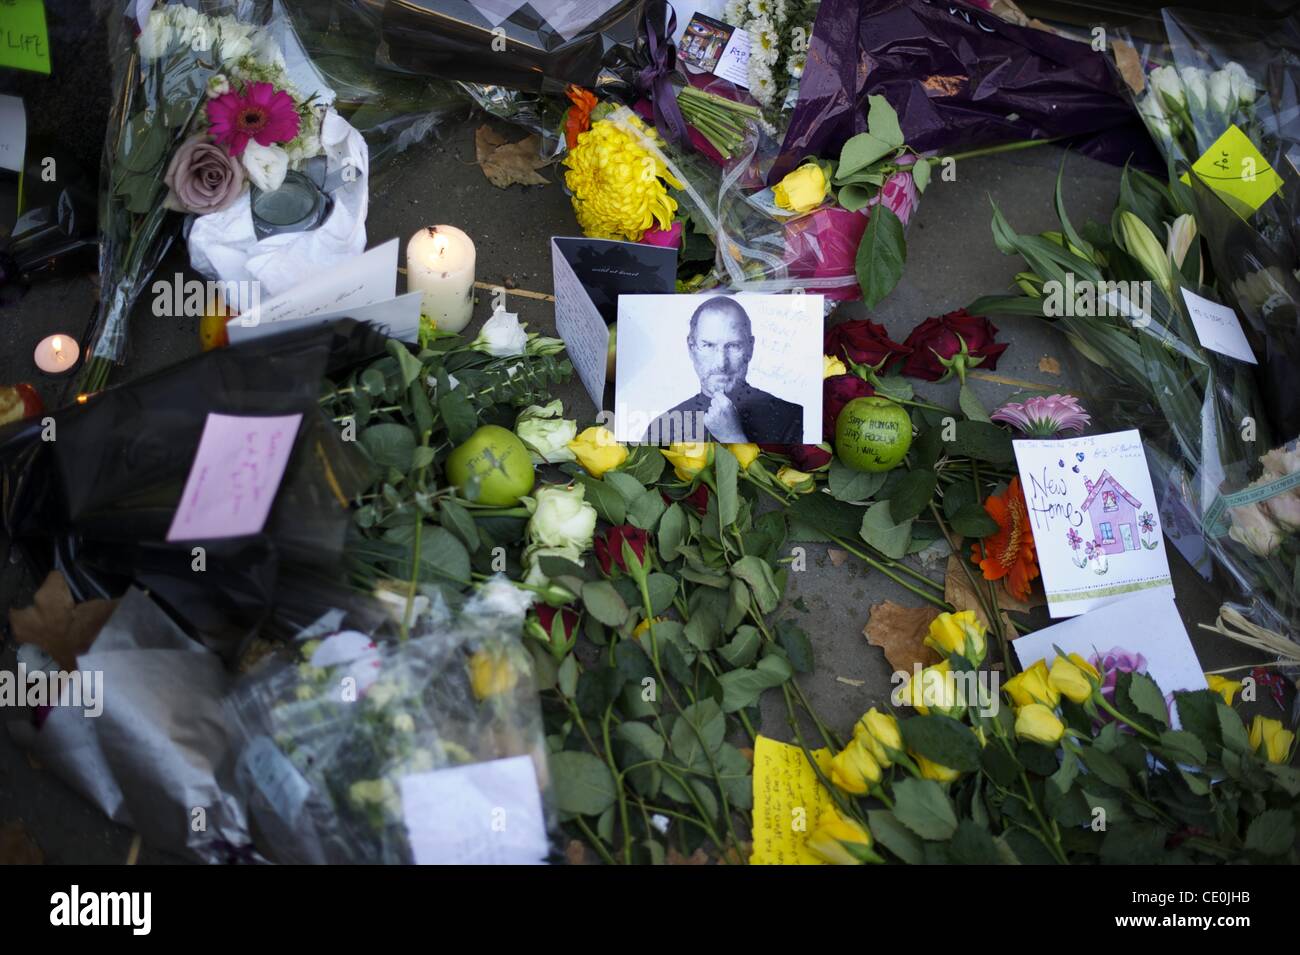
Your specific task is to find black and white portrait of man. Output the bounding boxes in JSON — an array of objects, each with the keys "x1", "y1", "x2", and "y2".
[{"x1": 614, "y1": 293, "x2": 822, "y2": 446}]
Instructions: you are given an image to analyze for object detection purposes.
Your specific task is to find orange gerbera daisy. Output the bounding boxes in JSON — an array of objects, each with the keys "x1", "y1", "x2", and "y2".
[
  {"x1": 970, "y1": 477, "x2": 1039, "y2": 601},
  {"x1": 564, "y1": 85, "x2": 599, "y2": 150}
]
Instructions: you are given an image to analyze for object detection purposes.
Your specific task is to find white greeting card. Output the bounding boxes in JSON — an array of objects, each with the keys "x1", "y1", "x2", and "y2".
[
  {"x1": 1013, "y1": 429, "x2": 1173, "y2": 617},
  {"x1": 1180, "y1": 288, "x2": 1257, "y2": 364}
]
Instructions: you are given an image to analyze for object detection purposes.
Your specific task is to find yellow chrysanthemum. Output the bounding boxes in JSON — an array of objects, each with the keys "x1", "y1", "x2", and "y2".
[{"x1": 563, "y1": 115, "x2": 683, "y2": 241}]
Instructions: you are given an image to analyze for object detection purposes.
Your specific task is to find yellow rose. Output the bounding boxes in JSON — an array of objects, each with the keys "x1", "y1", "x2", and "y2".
[
  {"x1": 805, "y1": 809, "x2": 874, "y2": 865},
  {"x1": 773, "y1": 162, "x2": 829, "y2": 214},
  {"x1": 853, "y1": 707, "x2": 901, "y2": 767},
  {"x1": 726, "y1": 442, "x2": 760, "y2": 470},
  {"x1": 829, "y1": 739, "x2": 882, "y2": 794},
  {"x1": 1048, "y1": 654, "x2": 1098, "y2": 704},
  {"x1": 568, "y1": 426, "x2": 628, "y2": 478},
  {"x1": 776, "y1": 466, "x2": 815, "y2": 494},
  {"x1": 1205, "y1": 674, "x2": 1243, "y2": 707},
  {"x1": 468, "y1": 648, "x2": 518, "y2": 700},
  {"x1": 906, "y1": 660, "x2": 964, "y2": 717},
  {"x1": 1248, "y1": 716, "x2": 1296, "y2": 764},
  {"x1": 1003, "y1": 659, "x2": 1059, "y2": 709},
  {"x1": 915, "y1": 754, "x2": 961, "y2": 783},
  {"x1": 1015, "y1": 702, "x2": 1065, "y2": 746},
  {"x1": 924, "y1": 610, "x2": 987, "y2": 665},
  {"x1": 823, "y1": 354, "x2": 847, "y2": 378},
  {"x1": 661, "y1": 442, "x2": 712, "y2": 481}
]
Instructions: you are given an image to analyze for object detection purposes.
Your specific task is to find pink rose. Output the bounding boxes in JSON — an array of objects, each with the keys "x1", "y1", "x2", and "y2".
[
  {"x1": 870, "y1": 155, "x2": 920, "y2": 228},
  {"x1": 640, "y1": 221, "x2": 683, "y2": 249},
  {"x1": 163, "y1": 136, "x2": 245, "y2": 215}
]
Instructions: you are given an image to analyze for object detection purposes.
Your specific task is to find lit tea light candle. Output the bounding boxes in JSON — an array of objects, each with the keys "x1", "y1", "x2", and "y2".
[
  {"x1": 34, "y1": 334, "x2": 80, "y2": 375},
  {"x1": 406, "y1": 225, "x2": 476, "y2": 334}
]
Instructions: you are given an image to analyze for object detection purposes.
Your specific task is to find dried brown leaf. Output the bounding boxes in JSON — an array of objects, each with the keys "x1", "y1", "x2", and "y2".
[
  {"x1": 9, "y1": 572, "x2": 117, "y2": 669},
  {"x1": 863, "y1": 601, "x2": 941, "y2": 672},
  {"x1": 1037, "y1": 355, "x2": 1061, "y2": 375},
  {"x1": 0, "y1": 821, "x2": 43, "y2": 865},
  {"x1": 666, "y1": 847, "x2": 711, "y2": 865},
  {"x1": 943, "y1": 554, "x2": 1019, "y2": 641},
  {"x1": 475, "y1": 125, "x2": 550, "y2": 189},
  {"x1": 564, "y1": 839, "x2": 593, "y2": 865},
  {"x1": 1112, "y1": 39, "x2": 1146, "y2": 94},
  {"x1": 827, "y1": 548, "x2": 849, "y2": 567}
]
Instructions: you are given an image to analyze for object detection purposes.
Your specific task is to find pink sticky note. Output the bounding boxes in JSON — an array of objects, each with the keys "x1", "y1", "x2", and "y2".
[{"x1": 166, "y1": 413, "x2": 303, "y2": 541}]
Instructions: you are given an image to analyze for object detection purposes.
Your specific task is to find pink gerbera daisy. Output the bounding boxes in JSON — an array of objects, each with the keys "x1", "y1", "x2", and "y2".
[
  {"x1": 991, "y1": 393, "x2": 1091, "y2": 437},
  {"x1": 206, "y1": 82, "x2": 300, "y2": 157}
]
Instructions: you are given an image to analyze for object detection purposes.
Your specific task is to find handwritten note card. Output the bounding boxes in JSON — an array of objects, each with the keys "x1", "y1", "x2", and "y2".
[
  {"x1": 1013, "y1": 429, "x2": 1172, "y2": 618},
  {"x1": 0, "y1": 0, "x2": 50, "y2": 74},
  {"x1": 750, "y1": 736, "x2": 833, "y2": 865},
  {"x1": 400, "y1": 756, "x2": 549, "y2": 865},
  {"x1": 166, "y1": 413, "x2": 302, "y2": 541},
  {"x1": 1181, "y1": 124, "x2": 1283, "y2": 218},
  {"x1": 1181, "y1": 288, "x2": 1257, "y2": 364}
]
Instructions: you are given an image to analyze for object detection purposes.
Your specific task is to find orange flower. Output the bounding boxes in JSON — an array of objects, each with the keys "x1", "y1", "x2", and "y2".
[
  {"x1": 564, "y1": 85, "x2": 599, "y2": 150},
  {"x1": 970, "y1": 477, "x2": 1039, "y2": 601}
]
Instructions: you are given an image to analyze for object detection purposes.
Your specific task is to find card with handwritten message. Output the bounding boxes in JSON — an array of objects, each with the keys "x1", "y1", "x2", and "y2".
[
  {"x1": 166, "y1": 413, "x2": 303, "y2": 541},
  {"x1": 1013, "y1": 429, "x2": 1172, "y2": 618}
]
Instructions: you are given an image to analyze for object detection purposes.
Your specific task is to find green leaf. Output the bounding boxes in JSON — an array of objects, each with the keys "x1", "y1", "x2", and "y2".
[
  {"x1": 717, "y1": 626, "x2": 761, "y2": 668},
  {"x1": 627, "y1": 489, "x2": 666, "y2": 530},
  {"x1": 549, "y1": 751, "x2": 617, "y2": 817},
  {"x1": 1125, "y1": 671, "x2": 1170, "y2": 728},
  {"x1": 716, "y1": 655, "x2": 792, "y2": 712},
  {"x1": 1245, "y1": 810, "x2": 1295, "y2": 856},
  {"x1": 1157, "y1": 729, "x2": 1207, "y2": 767},
  {"x1": 837, "y1": 183, "x2": 875, "y2": 212},
  {"x1": 360, "y1": 423, "x2": 416, "y2": 470},
  {"x1": 860, "y1": 500, "x2": 912, "y2": 559},
  {"x1": 788, "y1": 491, "x2": 869, "y2": 541},
  {"x1": 602, "y1": 471, "x2": 645, "y2": 504},
  {"x1": 887, "y1": 469, "x2": 937, "y2": 523},
  {"x1": 717, "y1": 743, "x2": 754, "y2": 811},
  {"x1": 867, "y1": 809, "x2": 925, "y2": 864},
  {"x1": 958, "y1": 383, "x2": 990, "y2": 422},
  {"x1": 574, "y1": 475, "x2": 626, "y2": 525},
  {"x1": 582, "y1": 580, "x2": 630, "y2": 627},
  {"x1": 386, "y1": 340, "x2": 424, "y2": 389},
  {"x1": 415, "y1": 526, "x2": 471, "y2": 584},
  {"x1": 557, "y1": 654, "x2": 579, "y2": 698},
  {"x1": 618, "y1": 445, "x2": 666, "y2": 484},
  {"x1": 828, "y1": 458, "x2": 887, "y2": 502},
  {"x1": 866, "y1": 94, "x2": 905, "y2": 149},
  {"x1": 714, "y1": 445, "x2": 739, "y2": 527},
  {"x1": 891, "y1": 777, "x2": 959, "y2": 841},
  {"x1": 437, "y1": 389, "x2": 478, "y2": 445},
  {"x1": 949, "y1": 421, "x2": 1014, "y2": 463},
  {"x1": 670, "y1": 699, "x2": 726, "y2": 768},
  {"x1": 776, "y1": 620, "x2": 814, "y2": 673},
  {"x1": 657, "y1": 503, "x2": 687, "y2": 560},
  {"x1": 980, "y1": 743, "x2": 1021, "y2": 787},
  {"x1": 121, "y1": 112, "x2": 168, "y2": 173},
  {"x1": 1217, "y1": 703, "x2": 1251, "y2": 756},
  {"x1": 645, "y1": 573, "x2": 677, "y2": 614},
  {"x1": 1078, "y1": 745, "x2": 1129, "y2": 789},
  {"x1": 948, "y1": 820, "x2": 1002, "y2": 864},
  {"x1": 911, "y1": 158, "x2": 931, "y2": 193},
  {"x1": 855, "y1": 205, "x2": 906, "y2": 309},
  {"x1": 948, "y1": 502, "x2": 999, "y2": 539},
  {"x1": 730, "y1": 555, "x2": 781, "y2": 615},
  {"x1": 684, "y1": 606, "x2": 722, "y2": 651},
  {"x1": 614, "y1": 721, "x2": 665, "y2": 762},
  {"x1": 438, "y1": 499, "x2": 480, "y2": 552},
  {"x1": 900, "y1": 715, "x2": 982, "y2": 773},
  {"x1": 837, "y1": 133, "x2": 897, "y2": 180}
]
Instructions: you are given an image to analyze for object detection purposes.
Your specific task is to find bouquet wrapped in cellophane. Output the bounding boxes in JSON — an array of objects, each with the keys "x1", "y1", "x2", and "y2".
[
  {"x1": 969, "y1": 161, "x2": 1300, "y2": 639},
  {"x1": 82, "y1": 0, "x2": 336, "y2": 391}
]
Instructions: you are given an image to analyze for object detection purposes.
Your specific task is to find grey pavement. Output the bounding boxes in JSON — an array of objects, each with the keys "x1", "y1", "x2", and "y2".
[{"x1": 0, "y1": 115, "x2": 1280, "y2": 864}]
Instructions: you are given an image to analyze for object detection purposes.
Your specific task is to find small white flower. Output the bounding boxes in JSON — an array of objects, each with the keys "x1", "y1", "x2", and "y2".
[
  {"x1": 787, "y1": 51, "x2": 806, "y2": 79},
  {"x1": 137, "y1": 11, "x2": 174, "y2": 60},
  {"x1": 748, "y1": 57, "x2": 776, "y2": 105},
  {"x1": 1207, "y1": 69, "x2": 1233, "y2": 116},
  {"x1": 367, "y1": 681, "x2": 400, "y2": 708},
  {"x1": 392, "y1": 713, "x2": 416, "y2": 733},
  {"x1": 472, "y1": 309, "x2": 529, "y2": 357},
  {"x1": 748, "y1": 17, "x2": 780, "y2": 66},
  {"x1": 1148, "y1": 65, "x2": 1185, "y2": 113},
  {"x1": 1224, "y1": 61, "x2": 1255, "y2": 107},
  {"x1": 1178, "y1": 66, "x2": 1209, "y2": 115},
  {"x1": 770, "y1": 0, "x2": 788, "y2": 26},
  {"x1": 206, "y1": 74, "x2": 230, "y2": 98},
  {"x1": 1138, "y1": 93, "x2": 1174, "y2": 142},
  {"x1": 242, "y1": 141, "x2": 290, "y2": 193},
  {"x1": 747, "y1": 0, "x2": 774, "y2": 20},
  {"x1": 526, "y1": 485, "x2": 598, "y2": 552},
  {"x1": 723, "y1": 0, "x2": 747, "y2": 25}
]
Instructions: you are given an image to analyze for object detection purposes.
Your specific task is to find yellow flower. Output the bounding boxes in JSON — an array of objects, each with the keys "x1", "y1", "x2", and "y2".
[
  {"x1": 773, "y1": 162, "x2": 830, "y2": 214},
  {"x1": 776, "y1": 466, "x2": 815, "y2": 493},
  {"x1": 829, "y1": 739, "x2": 882, "y2": 794},
  {"x1": 1205, "y1": 674, "x2": 1243, "y2": 707},
  {"x1": 567, "y1": 425, "x2": 627, "y2": 477},
  {"x1": 853, "y1": 707, "x2": 901, "y2": 767},
  {"x1": 1049, "y1": 654, "x2": 1098, "y2": 704},
  {"x1": 468, "y1": 648, "x2": 518, "y2": 700},
  {"x1": 727, "y1": 443, "x2": 760, "y2": 470},
  {"x1": 661, "y1": 442, "x2": 712, "y2": 481},
  {"x1": 1248, "y1": 716, "x2": 1295, "y2": 764},
  {"x1": 806, "y1": 809, "x2": 873, "y2": 865},
  {"x1": 1003, "y1": 659, "x2": 1059, "y2": 709},
  {"x1": 823, "y1": 354, "x2": 847, "y2": 378},
  {"x1": 924, "y1": 610, "x2": 987, "y2": 665},
  {"x1": 632, "y1": 616, "x2": 665, "y2": 637},
  {"x1": 563, "y1": 115, "x2": 684, "y2": 241},
  {"x1": 915, "y1": 754, "x2": 961, "y2": 783},
  {"x1": 1015, "y1": 702, "x2": 1065, "y2": 746},
  {"x1": 906, "y1": 660, "x2": 963, "y2": 717}
]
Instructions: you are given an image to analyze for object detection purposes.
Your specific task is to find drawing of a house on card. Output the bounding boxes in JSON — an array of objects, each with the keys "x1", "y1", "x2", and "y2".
[{"x1": 1081, "y1": 470, "x2": 1142, "y2": 555}]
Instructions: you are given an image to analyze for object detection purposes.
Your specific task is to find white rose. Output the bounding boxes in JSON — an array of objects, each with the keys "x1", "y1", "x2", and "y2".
[
  {"x1": 526, "y1": 484, "x2": 597, "y2": 551},
  {"x1": 1227, "y1": 499, "x2": 1284, "y2": 557},
  {"x1": 137, "y1": 11, "x2": 174, "y2": 60},
  {"x1": 242, "y1": 141, "x2": 289, "y2": 193},
  {"x1": 522, "y1": 543, "x2": 585, "y2": 587},
  {"x1": 1265, "y1": 490, "x2": 1300, "y2": 533},
  {"x1": 1178, "y1": 66, "x2": 1209, "y2": 115},
  {"x1": 1260, "y1": 444, "x2": 1300, "y2": 478},
  {"x1": 1138, "y1": 94, "x2": 1174, "y2": 142},
  {"x1": 1148, "y1": 65, "x2": 1185, "y2": 113},
  {"x1": 1207, "y1": 69, "x2": 1233, "y2": 116},
  {"x1": 216, "y1": 17, "x2": 255, "y2": 63},
  {"x1": 472, "y1": 309, "x2": 529, "y2": 357},
  {"x1": 515, "y1": 400, "x2": 577, "y2": 464},
  {"x1": 1224, "y1": 61, "x2": 1256, "y2": 107}
]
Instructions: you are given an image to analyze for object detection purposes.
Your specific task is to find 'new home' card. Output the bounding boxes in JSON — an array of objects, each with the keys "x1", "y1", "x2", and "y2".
[{"x1": 1013, "y1": 429, "x2": 1173, "y2": 617}]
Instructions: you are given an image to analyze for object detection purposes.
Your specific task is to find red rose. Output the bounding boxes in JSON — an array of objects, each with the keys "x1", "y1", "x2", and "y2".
[
  {"x1": 532, "y1": 604, "x2": 581, "y2": 657},
  {"x1": 758, "y1": 443, "x2": 834, "y2": 471},
  {"x1": 824, "y1": 319, "x2": 910, "y2": 369},
  {"x1": 823, "y1": 374, "x2": 874, "y2": 440},
  {"x1": 595, "y1": 525, "x2": 649, "y2": 575},
  {"x1": 901, "y1": 308, "x2": 1009, "y2": 382},
  {"x1": 661, "y1": 484, "x2": 709, "y2": 516}
]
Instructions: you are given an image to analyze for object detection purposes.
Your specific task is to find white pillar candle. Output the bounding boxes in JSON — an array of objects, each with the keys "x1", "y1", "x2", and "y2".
[
  {"x1": 34, "y1": 334, "x2": 79, "y2": 375},
  {"x1": 406, "y1": 225, "x2": 477, "y2": 334}
]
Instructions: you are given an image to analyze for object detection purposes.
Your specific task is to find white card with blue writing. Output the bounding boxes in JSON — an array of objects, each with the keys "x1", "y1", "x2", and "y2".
[{"x1": 1013, "y1": 429, "x2": 1173, "y2": 618}]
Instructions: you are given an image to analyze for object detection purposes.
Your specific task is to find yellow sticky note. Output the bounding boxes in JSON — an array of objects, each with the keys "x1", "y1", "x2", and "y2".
[
  {"x1": 749, "y1": 735, "x2": 835, "y2": 865},
  {"x1": 1181, "y1": 124, "x2": 1283, "y2": 218},
  {"x1": 0, "y1": 0, "x2": 50, "y2": 75}
]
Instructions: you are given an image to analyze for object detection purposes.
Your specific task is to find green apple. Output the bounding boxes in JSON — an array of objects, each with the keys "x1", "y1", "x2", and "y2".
[
  {"x1": 445, "y1": 425, "x2": 535, "y2": 506},
  {"x1": 835, "y1": 396, "x2": 913, "y2": 473}
]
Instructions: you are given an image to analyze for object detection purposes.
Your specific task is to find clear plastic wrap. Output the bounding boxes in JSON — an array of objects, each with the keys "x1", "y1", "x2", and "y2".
[{"x1": 224, "y1": 578, "x2": 553, "y2": 864}]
